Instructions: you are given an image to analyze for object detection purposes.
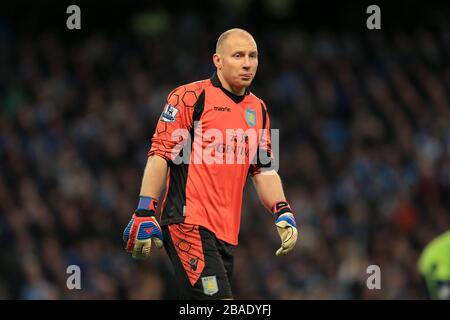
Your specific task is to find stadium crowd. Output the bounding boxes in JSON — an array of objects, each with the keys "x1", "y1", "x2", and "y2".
[{"x1": 0, "y1": 6, "x2": 449, "y2": 299}]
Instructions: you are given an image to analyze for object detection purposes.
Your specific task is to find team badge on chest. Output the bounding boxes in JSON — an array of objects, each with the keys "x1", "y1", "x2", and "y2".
[{"x1": 245, "y1": 108, "x2": 256, "y2": 126}]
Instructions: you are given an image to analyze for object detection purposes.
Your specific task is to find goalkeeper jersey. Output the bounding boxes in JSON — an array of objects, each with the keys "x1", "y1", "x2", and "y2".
[{"x1": 148, "y1": 72, "x2": 272, "y2": 245}]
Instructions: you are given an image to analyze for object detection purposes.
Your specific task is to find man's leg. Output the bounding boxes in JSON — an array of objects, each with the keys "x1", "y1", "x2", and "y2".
[
  {"x1": 217, "y1": 238, "x2": 235, "y2": 297},
  {"x1": 162, "y1": 225, "x2": 193, "y2": 299},
  {"x1": 162, "y1": 223, "x2": 233, "y2": 300}
]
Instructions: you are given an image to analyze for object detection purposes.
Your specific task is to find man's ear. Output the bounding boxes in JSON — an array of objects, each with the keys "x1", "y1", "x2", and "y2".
[{"x1": 213, "y1": 53, "x2": 222, "y2": 70}]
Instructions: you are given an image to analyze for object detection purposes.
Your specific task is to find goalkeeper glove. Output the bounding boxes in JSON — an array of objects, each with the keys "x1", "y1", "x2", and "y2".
[
  {"x1": 273, "y1": 201, "x2": 298, "y2": 256},
  {"x1": 123, "y1": 196, "x2": 163, "y2": 260}
]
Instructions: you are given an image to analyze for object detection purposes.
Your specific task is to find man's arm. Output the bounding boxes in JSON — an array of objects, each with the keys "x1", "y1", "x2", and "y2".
[
  {"x1": 122, "y1": 155, "x2": 167, "y2": 259},
  {"x1": 123, "y1": 85, "x2": 196, "y2": 259},
  {"x1": 251, "y1": 169, "x2": 286, "y2": 211},
  {"x1": 252, "y1": 169, "x2": 298, "y2": 256},
  {"x1": 140, "y1": 155, "x2": 169, "y2": 199}
]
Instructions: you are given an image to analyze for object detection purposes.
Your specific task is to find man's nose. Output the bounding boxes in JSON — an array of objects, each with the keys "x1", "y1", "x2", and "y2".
[{"x1": 243, "y1": 56, "x2": 250, "y2": 69}]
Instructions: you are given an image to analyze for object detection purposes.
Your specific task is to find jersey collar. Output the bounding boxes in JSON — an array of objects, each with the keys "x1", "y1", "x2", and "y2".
[{"x1": 210, "y1": 72, "x2": 249, "y2": 104}]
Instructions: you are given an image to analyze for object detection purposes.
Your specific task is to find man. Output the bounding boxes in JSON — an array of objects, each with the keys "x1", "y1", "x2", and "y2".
[
  {"x1": 418, "y1": 230, "x2": 450, "y2": 300},
  {"x1": 123, "y1": 28, "x2": 298, "y2": 299}
]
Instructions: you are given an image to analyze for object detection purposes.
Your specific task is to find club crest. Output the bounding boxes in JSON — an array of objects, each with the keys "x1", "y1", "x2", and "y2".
[
  {"x1": 245, "y1": 108, "x2": 256, "y2": 126},
  {"x1": 201, "y1": 276, "x2": 218, "y2": 296}
]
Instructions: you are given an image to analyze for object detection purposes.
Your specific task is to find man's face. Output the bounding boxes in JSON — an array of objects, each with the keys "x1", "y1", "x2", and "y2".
[{"x1": 215, "y1": 33, "x2": 258, "y2": 90}]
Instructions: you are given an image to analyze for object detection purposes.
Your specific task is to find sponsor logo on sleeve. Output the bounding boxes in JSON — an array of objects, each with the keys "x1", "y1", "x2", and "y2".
[{"x1": 161, "y1": 104, "x2": 179, "y2": 122}]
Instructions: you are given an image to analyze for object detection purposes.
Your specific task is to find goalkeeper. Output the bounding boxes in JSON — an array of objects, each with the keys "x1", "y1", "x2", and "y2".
[
  {"x1": 418, "y1": 230, "x2": 450, "y2": 300},
  {"x1": 123, "y1": 28, "x2": 298, "y2": 299}
]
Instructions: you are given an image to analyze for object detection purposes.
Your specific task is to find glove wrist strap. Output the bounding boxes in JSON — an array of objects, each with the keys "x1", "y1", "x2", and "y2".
[
  {"x1": 136, "y1": 196, "x2": 158, "y2": 216},
  {"x1": 272, "y1": 201, "x2": 292, "y2": 219}
]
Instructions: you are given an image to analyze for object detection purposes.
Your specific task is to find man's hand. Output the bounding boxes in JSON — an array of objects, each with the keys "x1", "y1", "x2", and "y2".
[
  {"x1": 123, "y1": 197, "x2": 163, "y2": 260},
  {"x1": 273, "y1": 201, "x2": 298, "y2": 256}
]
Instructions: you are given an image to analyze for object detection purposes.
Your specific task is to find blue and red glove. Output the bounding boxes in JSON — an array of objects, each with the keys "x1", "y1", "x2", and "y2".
[
  {"x1": 273, "y1": 201, "x2": 298, "y2": 256},
  {"x1": 123, "y1": 196, "x2": 163, "y2": 260}
]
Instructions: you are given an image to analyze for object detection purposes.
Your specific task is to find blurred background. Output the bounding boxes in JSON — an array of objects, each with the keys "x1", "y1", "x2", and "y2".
[{"x1": 0, "y1": 0, "x2": 449, "y2": 299}]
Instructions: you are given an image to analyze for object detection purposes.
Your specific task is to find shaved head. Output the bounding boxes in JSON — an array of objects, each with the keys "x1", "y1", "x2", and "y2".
[
  {"x1": 213, "y1": 28, "x2": 258, "y2": 95},
  {"x1": 215, "y1": 28, "x2": 256, "y2": 54}
]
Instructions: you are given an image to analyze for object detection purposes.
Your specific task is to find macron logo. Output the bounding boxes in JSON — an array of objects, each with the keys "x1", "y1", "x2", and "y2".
[{"x1": 214, "y1": 106, "x2": 231, "y2": 112}]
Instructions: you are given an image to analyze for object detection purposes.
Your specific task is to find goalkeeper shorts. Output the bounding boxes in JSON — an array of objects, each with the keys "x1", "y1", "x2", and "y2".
[{"x1": 162, "y1": 223, "x2": 235, "y2": 300}]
